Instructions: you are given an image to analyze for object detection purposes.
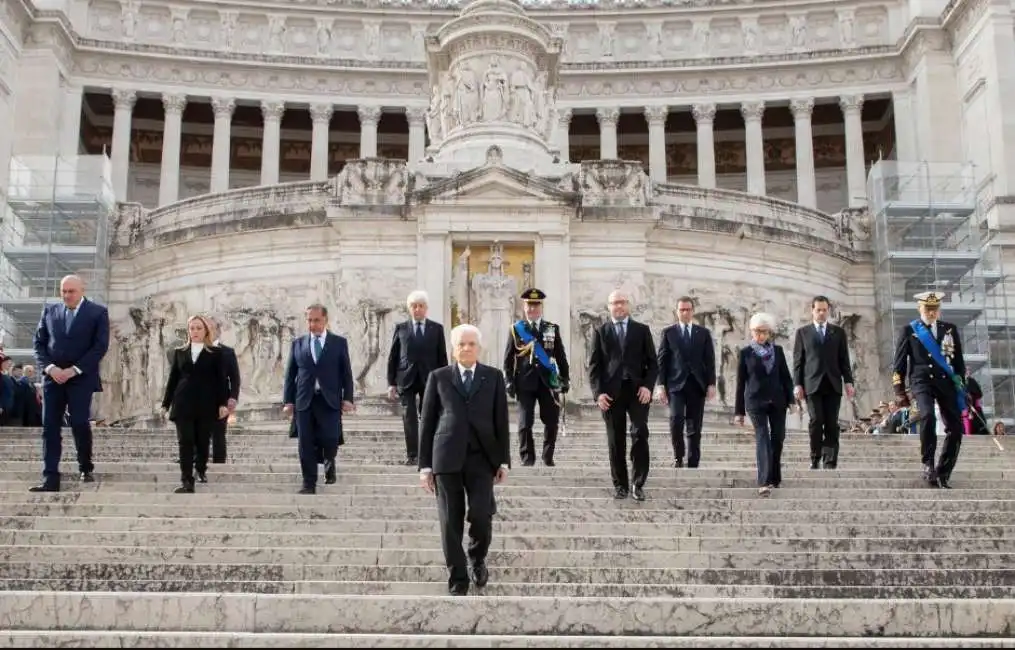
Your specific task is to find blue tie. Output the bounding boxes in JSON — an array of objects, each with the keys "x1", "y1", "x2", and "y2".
[
  {"x1": 415, "y1": 322, "x2": 423, "y2": 339},
  {"x1": 463, "y1": 369, "x2": 473, "y2": 393},
  {"x1": 313, "y1": 336, "x2": 323, "y2": 362},
  {"x1": 818, "y1": 325, "x2": 825, "y2": 341},
  {"x1": 65, "y1": 307, "x2": 76, "y2": 334}
]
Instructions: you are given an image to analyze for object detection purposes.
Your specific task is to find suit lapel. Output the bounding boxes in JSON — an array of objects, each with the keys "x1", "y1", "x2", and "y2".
[
  {"x1": 451, "y1": 366, "x2": 468, "y2": 399},
  {"x1": 470, "y1": 366, "x2": 487, "y2": 397}
]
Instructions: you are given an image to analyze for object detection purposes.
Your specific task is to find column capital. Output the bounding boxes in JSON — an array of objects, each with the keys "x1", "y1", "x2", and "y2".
[
  {"x1": 211, "y1": 96, "x2": 235, "y2": 118},
  {"x1": 644, "y1": 105, "x2": 668, "y2": 125},
  {"x1": 405, "y1": 105, "x2": 427, "y2": 125},
  {"x1": 162, "y1": 93, "x2": 187, "y2": 115},
  {"x1": 261, "y1": 100, "x2": 286, "y2": 121},
  {"x1": 557, "y1": 107, "x2": 573, "y2": 124},
  {"x1": 310, "y1": 102, "x2": 334, "y2": 123},
  {"x1": 595, "y1": 107, "x2": 620, "y2": 126},
  {"x1": 789, "y1": 97, "x2": 815, "y2": 119},
  {"x1": 692, "y1": 102, "x2": 716, "y2": 124},
  {"x1": 358, "y1": 105, "x2": 383, "y2": 126},
  {"x1": 740, "y1": 100, "x2": 765, "y2": 122},
  {"x1": 112, "y1": 89, "x2": 137, "y2": 111},
  {"x1": 839, "y1": 94, "x2": 864, "y2": 115}
]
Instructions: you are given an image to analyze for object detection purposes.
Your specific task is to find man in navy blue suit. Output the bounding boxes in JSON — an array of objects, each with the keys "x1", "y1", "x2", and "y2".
[
  {"x1": 283, "y1": 303, "x2": 356, "y2": 495},
  {"x1": 31, "y1": 275, "x2": 110, "y2": 492}
]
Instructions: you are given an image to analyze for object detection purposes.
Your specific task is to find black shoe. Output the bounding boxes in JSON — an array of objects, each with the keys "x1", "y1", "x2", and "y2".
[
  {"x1": 404, "y1": 456, "x2": 417, "y2": 467},
  {"x1": 923, "y1": 464, "x2": 939, "y2": 487},
  {"x1": 632, "y1": 486, "x2": 646, "y2": 501},
  {"x1": 174, "y1": 483, "x2": 195, "y2": 494},
  {"x1": 521, "y1": 458, "x2": 535, "y2": 467},
  {"x1": 80, "y1": 472, "x2": 95, "y2": 483},
  {"x1": 937, "y1": 474, "x2": 952, "y2": 489},
  {"x1": 823, "y1": 462, "x2": 837, "y2": 470},
  {"x1": 613, "y1": 487, "x2": 629, "y2": 499},
  {"x1": 196, "y1": 471, "x2": 207, "y2": 484},
  {"x1": 298, "y1": 487, "x2": 316, "y2": 495},
  {"x1": 470, "y1": 563, "x2": 489, "y2": 588},
  {"x1": 543, "y1": 458, "x2": 555, "y2": 467},
  {"x1": 672, "y1": 459, "x2": 683, "y2": 468},
  {"x1": 325, "y1": 472, "x2": 336, "y2": 485},
  {"x1": 809, "y1": 460, "x2": 820, "y2": 470},
  {"x1": 29, "y1": 483, "x2": 59, "y2": 493},
  {"x1": 448, "y1": 582, "x2": 469, "y2": 596}
]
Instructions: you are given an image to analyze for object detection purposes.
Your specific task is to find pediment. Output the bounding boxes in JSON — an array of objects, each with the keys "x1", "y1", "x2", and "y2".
[{"x1": 412, "y1": 166, "x2": 577, "y2": 206}]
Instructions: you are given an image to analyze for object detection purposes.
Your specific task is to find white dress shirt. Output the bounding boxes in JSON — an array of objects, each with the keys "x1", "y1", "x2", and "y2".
[
  {"x1": 309, "y1": 332, "x2": 326, "y2": 390},
  {"x1": 45, "y1": 298, "x2": 87, "y2": 378},
  {"x1": 190, "y1": 342, "x2": 204, "y2": 363},
  {"x1": 922, "y1": 320, "x2": 938, "y2": 338}
]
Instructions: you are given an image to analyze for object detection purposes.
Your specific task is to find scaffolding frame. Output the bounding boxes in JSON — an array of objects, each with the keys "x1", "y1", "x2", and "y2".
[{"x1": 0, "y1": 154, "x2": 114, "y2": 362}]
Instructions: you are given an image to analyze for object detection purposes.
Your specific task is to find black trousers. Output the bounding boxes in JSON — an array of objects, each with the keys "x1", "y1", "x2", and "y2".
[
  {"x1": 748, "y1": 405, "x2": 787, "y2": 487},
  {"x1": 399, "y1": 381, "x2": 425, "y2": 459},
  {"x1": 805, "y1": 380, "x2": 842, "y2": 466},
  {"x1": 913, "y1": 382, "x2": 964, "y2": 479},
  {"x1": 668, "y1": 383, "x2": 706, "y2": 467},
  {"x1": 175, "y1": 416, "x2": 213, "y2": 484},
  {"x1": 435, "y1": 450, "x2": 496, "y2": 587},
  {"x1": 517, "y1": 385, "x2": 560, "y2": 463},
  {"x1": 210, "y1": 419, "x2": 228, "y2": 464},
  {"x1": 603, "y1": 380, "x2": 651, "y2": 489}
]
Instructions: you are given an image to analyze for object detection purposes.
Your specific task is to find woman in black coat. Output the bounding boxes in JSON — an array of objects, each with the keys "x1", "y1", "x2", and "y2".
[
  {"x1": 734, "y1": 312, "x2": 796, "y2": 497},
  {"x1": 162, "y1": 315, "x2": 229, "y2": 493}
]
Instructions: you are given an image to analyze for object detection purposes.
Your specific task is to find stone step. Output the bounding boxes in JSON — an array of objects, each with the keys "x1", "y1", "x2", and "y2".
[{"x1": 1, "y1": 593, "x2": 1013, "y2": 636}]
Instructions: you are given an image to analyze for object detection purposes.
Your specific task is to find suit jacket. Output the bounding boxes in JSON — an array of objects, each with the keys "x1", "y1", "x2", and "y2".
[
  {"x1": 657, "y1": 322, "x2": 716, "y2": 393},
  {"x1": 892, "y1": 320, "x2": 965, "y2": 392},
  {"x1": 503, "y1": 319, "x2": 571, "y2": 393},
  {"x1": 218, "y1": 343, "x2": 241, "y2": 401},
  {"x1": 33, "y1": 298, "x2": 110, "y2": 392},
  {"x1": 283, "y1": 331, "x2": 355, "y2": 412},
  {"x1": 162, "y1": 346, "x2": 230, "y2": 421},
  {"x1": 734, "y1": 344, "x2": 795, "y2": 417},
  {"x1": 386, "y1": 319, "x2": 448, "y2": 391},
  {"x1": 587, "y1": 318, "x2": 658, "y2": 399},
  {"x1": 792, "y1": 323, "x2": 853, "y2": 395},
  {"x1": 0, "y1": 374, "x2": 13, "y2": 415},
  {"x1": 418, "y1": 364, "x2": 511, "y2": 475}
]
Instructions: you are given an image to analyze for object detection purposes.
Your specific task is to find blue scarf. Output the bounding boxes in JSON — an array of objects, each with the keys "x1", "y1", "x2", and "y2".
[{"x1": 750, "y1": 341, "x2": 775, "y2": 373}]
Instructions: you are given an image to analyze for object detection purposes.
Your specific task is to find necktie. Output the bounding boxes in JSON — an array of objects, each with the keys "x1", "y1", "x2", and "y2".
[
  {"x1": 530, "y1": 321, "x2": 538, "y2": 333},
  {"x1": 463, "y1": 369, "x2": 473, "y2": 393},
  {"x1": 65, "y1": 307, "x2": 75, "y2": 334},
  {"x1": 683, "y1": 324, "x2": 690, "y2": 341},
  {"x1": 415, "y1": 322, "x2": 423, "y2": 338},
  {"x1": 819, "y1": 325, "x2": 825, "y2": 341},
  {"x1": 313, "y1": 336, "x2": 323, "y2": 362},
  {"x1": 615, "y1": 321, "x2": 626, "y2": 346}
]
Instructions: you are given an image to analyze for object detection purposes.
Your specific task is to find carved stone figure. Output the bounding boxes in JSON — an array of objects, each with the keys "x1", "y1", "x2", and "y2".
[
  {"x1": 362, "y1": 21, "x2": 380, "y2": 59},
  {"x1": 645, "y1": 21, "x2": 663, "y2": 59},
  {"x1": 790, "y1": 16, "x2": 807, "y2": 49},
  {"x1": 171, "y1": 13, "x2": 187, "y2": 45},
  {"x1": 580, "y1": 161, "x2": 651, "y2": 207},
  {"x1": 742, "y1": 19, "x2": 758, "y2": 52},
  {"x1": 316, "y1": 20, "x2": 332, "y2": 56},
  {"x1": 838, "y1": 11, "x2": 856, "y2": 48},
  {"x1": 220, "y1": 12, "x2": 237, "y2": 51},
  {"x1": 598, "y1": 22, "x2": 614, "y2": 58},
  {"x1": 471, "y1": 243, "x2": 517, "y2": 368},
  {"x1": 693, "y1": 21, "x2": 710, "y2": 55},
  {"x1": 334, "y1": 159, "x2": 408, "y2": 205},
  {"x1": 508, "y1": 64, "x2": 535, "y2": 126},
  {"x1": 481, "y1": 57, "x2": 508, "y2": 122},
  {"x1": 427, "y1": 86, "x2": 444, "y2": 142},
  {"x1": 267, "y1": 16, "x2": 286, "y2": 53},
  {"x1": 454, "y1": 64, "x2": 480, "y2": 126},
  {"x1": 450, "y1": 246, "x2": 472, "y2": 325},
  {"x1": 119, "y1": 0, "x2": 137, "y2": 40}
]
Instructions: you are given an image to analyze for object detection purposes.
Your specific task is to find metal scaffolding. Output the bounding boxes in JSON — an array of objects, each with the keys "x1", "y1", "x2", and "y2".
[
  {"x1": 0, "y1": 154, "x2": 115, "y2": 363},
  {"x1": 867, "y1": 160, "x2": 1005, "y2": 421}
]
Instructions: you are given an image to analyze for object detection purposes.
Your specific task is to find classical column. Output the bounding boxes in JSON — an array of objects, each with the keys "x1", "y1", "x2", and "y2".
[
  {"x1": 309, "y1": 103, "x2": 333, "y2": 181},
  {"x1": 790, "y1": 97, "x2": 817, "y2": 209},
  {"x1": 158, "y1": 93, "x2": 187, "y2": 207},
  {"x1": 406, "y1": 106, "x2": 427, "y2": 165},
  {"x1": 110, "y1": 89, "x2": 136, "y2": 201},
  {"x1": 692, "y1": 102, "x2": 717, "y2": 189},
  {"x1": 891, "y1": 90, "x2": 917, "y2": 162},
  {"x1": 840, "y1": 94, "x2": 867, "y2": 208},
  {"x1": 740, "y1": 100, "x2": 766, "y2": 196},
  {"x1": 358, "y1": 105, "x2": 382, "y2": 158},
  {"x1": 644, "y1": 106, "x2": 668, "y2": 184},
  {"x1": 260, "y1": 100, "x2": 285, "y2": 186},
  {"x1": 556, "y1": 108, "x2": 573, "y2": 162},
  {"x1": 209, "y1": 97, "x2": 234, "y2": 194},
  {"x1": 596, "y1": 107, "x2": 619, "y2": 160},
  {"x1": 59, "y1": 83, "x2": 84, "y2": 158}
]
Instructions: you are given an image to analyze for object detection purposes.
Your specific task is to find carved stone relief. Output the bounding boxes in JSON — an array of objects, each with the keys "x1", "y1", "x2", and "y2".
[
  {"x1": 578, "y1": 161, "x2": 651, "y2": 208},
  {"x1": 333, "y1": 159, "x2": 408, "y2": 206}
]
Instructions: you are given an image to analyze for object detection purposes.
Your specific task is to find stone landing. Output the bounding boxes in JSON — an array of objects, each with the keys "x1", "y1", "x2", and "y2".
[{"x1": 0, "y1": 421, "x2": 1013, "y2": 646}]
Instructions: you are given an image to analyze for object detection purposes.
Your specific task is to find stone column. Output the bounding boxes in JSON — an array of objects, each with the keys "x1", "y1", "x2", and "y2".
[
  {"x1": 309, "y1": 103, "x2": 333, "y2": 181},
  {"x1": 740, "y1": 100, "x2": 766, "y2": 196},
  {"x1": 209, "y1": 97, "x2": 234, "y2": 194},
  {"x1": 840, "y1": 94, "x2": 867, "y2": 208},
  {"x1": 596, "y1": 107, "x2": 619, "y2": 160},
  {"x1": 644, "y1": 106, "x2": 668, "y2": 184},
  {"x1": 692, "y1": 102, "x2": 717, "y2": 189},
  {"x1": 790, "y1": 97, "x2": 817, "y2": 209},
  {"x1": 110, "y1": 89, "x2": 136, "y2": 201},
  {"x1": 418, "y1": 233, "x2": 449, "y2": 326},
  {"x1": 406, "y1": 106, "x2": 427, "y2": 165},
  {"x1": 260, "y1": 100, "x2": 285, "y2": 186},
  {"x1": 556, "y1": 108, "x2": 573, "y2": 162},
  {"x1": 158, "y1": 93, "x2": 187, "y2": 207},
  {"x1": 358, "y1": 105, "x2": 382, "y2": 158},
  {"x1": 891, "y1": 90, "x2": 918, "y2": 162},
  {"x1": 59, "y1": 83, "x2": 83, "y2": 158},
  {"x1": 535, "y1": 234, "x2": 571, "y2": 347}
]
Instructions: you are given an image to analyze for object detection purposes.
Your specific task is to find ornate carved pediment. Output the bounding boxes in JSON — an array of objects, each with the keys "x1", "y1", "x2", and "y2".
[
  {"x1": 332, "y1": 158, "x2": 408, "y2": 206},
  {"x1": 411, "y1": 164, "x2": 576, "y2": 206},
  {"x1": 578, "y1": 160, "x2": 652, "y2": 208}
]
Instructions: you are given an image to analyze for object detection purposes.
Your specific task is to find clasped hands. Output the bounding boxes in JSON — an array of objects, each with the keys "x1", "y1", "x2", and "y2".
[
  {"x1": 47, "y1": 367, "x2": 78, "y2": 384},
  {"x1": 419, "y1": 466, "x2": 508, "y2": 494},
  {"x1": 282, "y1": 401, "x2": 355, "y2": 415}
]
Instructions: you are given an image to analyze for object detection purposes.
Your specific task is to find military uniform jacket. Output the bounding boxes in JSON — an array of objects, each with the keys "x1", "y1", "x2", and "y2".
[
  {"x1": 503, "y1": 319, "x2": 570, "y2": 393},
  {"x1": 893, "y1": 319, "x2": 965, "y2": 391}
]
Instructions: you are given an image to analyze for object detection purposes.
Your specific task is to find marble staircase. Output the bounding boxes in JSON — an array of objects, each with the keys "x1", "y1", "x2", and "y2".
[{"x1": 1, "y1": 420, "x2": 1014, "y2": 647}]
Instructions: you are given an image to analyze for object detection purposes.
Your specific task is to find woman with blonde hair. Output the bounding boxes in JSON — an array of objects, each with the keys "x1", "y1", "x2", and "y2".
[
  {"x1": 734, "y1": 312, "x2": 796, "y2": 497},
  {"x1": 162, "y1": 315, "x2": 229, "y2": 493}
]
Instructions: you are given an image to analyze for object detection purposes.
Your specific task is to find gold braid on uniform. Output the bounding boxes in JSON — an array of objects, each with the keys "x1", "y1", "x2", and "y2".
[
  {"x1": 510, "y1": 325, "x2": 536, "y2": 364},
  {"x1": 892, "y1": 372, "x2": 902, "y2": 386}
]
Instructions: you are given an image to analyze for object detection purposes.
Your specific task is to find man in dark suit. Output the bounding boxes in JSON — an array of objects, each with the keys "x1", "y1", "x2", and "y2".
[
  {"x1": 893, "y1": 291, "x2": 966, "y2": 489},
  {"x1": 283, "y1": 303, "x2": 356, "y2": 495},
  {"x1": 656, "y1": 296, "x2": 716, "y2": 468},
  {"x1": 210, "y1": 319, "x2": 241, "y2": 464},
  {"x1": 419, "y1": 323, "x2": 510, "y2": 596},
  {"x1": 792, "y1": 295, "x2": 855, "y2": 469},
  {"x1": 503, "y1": 288, "x2": 570, "y2": 466},
  {"x1": 588, "y1": 290, "x2": 658, "y2": 501},
  {"x1": 30, "y1": 274, "x2": 110, "y2": 492},
  {"x1": 387, "y1": 290, "x2": 448, "y2": 466},
  {"x1": 0, "y1": 356, "x2": 14, "y2": 426}
]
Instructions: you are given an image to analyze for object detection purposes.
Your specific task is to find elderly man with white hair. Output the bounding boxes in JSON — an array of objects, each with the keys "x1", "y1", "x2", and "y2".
[
  {"x1": 418, "y1": 323, "x2": 510, "y2": 596},
  {"x1": 387, "y1": 290, "x2": 448, "y2": 465},
  {"x1": 733, "y1": 312, "x2": 796, "y2": 497}
]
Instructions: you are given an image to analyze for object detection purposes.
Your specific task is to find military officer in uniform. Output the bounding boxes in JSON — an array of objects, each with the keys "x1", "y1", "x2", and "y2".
[
  {"x1": 892, "y1": 291, "x2": 966, "y2": 489},
  {"x1": 503, "y1": 288, "x2": 570, "y2": 466}
]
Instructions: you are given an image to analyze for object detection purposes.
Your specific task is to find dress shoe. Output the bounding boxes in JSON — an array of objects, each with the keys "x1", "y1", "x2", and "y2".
[
  {"x1": 174, "y1": 483, "x2": 195, "y2": 494},
  {"x1": 613, "y1": 487, "x2": 629, "y2": 499},
  {"x1": 672, "y1": 459, "x2": 683, "y2": 468},
  {"x1": 470, "y1": 563, "x2": 489, "y2": 588},
  {"x1": 543, "y1": 458, "x2": 555, "y2": 467},
  {"x1": 809, "y1": 460, "x2": 820, "y2": 470},
  {"x1": 937, "y1": 474, "x2": 952, "y2": 489},
  {"x1": 448, "y1": 582, "x2": 469, "y2": 596},
  {"x1": 632, "y1": 486, "x2": 646, "y2": 501},
  {"x1": 29, "y1": 483, "x2": 59, "y2": 493},
  {"x1": 298, "y1": 487, "x2": 316, "y2": 495},
  {"x1": 324, "y1": 463, "x2": 337, "y2": 484},
  {"x1": 823, "y1": 463, "x2": 837, "y2": 470},
  {"x1": 521, "y1": 458, "x2": 535, "y2": 467},
  {"x1": 196, "y1": 471, "x2": 207, "y2": 484},
  {"x1": 404, "y1": 457, "x2": 417, "y2": 467},
  {"x1": 80, "y1": 472, "x2": 95, "y2": 483},
  {"x1": 923, "y1": 464, "x2": 939, "y2": 487}
]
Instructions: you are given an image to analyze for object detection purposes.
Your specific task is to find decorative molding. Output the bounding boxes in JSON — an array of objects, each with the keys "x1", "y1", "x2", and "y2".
[
  {"x1": 261, "y1": 100, "x2": 286, "y2": 121},
  {"x1": 357, "y1": 105, "x2": 383, "y2": 126},
  {"x1": 692, "y1": 103, "x2": 717, "y2": 124},
  {"x1": 838, "y1": 94, "x2": 863, "y2": 115},
  {"x1": 740, "y1": 100, "x2": 765, "y2": 122},
  {"x1": 644, "y1": 105, "x2": 667, "y2": 125},
  {"x1": 790, "y1": 97, "x2": 815, "y2": 118},
  {"x1": 595, "y1": 107, "x2": 619, "y2": 126},
  {"x1": 309, "y1": 103, "x2": 335, "y2": 123},
  {"x1": 161, "y1": 92, "x2": 187, "y2": 114},
  {"x1": 111, "y1": 88, "x2": 137, "y2": 110},
  {"x1": 404, "y1": 106, "x2": 427, "y2": 124},
  {"x1": 210, "y1": 96, "x2": 235, "y2": 118}
]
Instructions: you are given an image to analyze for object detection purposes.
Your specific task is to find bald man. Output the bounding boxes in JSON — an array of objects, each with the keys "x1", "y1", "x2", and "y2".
[{"x1": 31, "y1": 275, "x2": 110, "y2": 492}]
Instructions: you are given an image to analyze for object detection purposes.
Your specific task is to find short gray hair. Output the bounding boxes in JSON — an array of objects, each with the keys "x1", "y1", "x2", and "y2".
[
  {"x1": 749, "y1": 312, "x2": 777, "y2": 331},
  {"x1": 450, "y1": 323, "x2": 482, "y2": 347},
  {"x1": 406, "y1": 290, "x2": 429, "y2": 308}
]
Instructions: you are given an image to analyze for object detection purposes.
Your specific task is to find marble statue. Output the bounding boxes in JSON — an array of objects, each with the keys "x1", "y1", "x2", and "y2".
[
  {"x1": 481, "y1": 57, "x2": 509, "y2": 122},
  {"x1": 120, "y1": 0, "x2": 137, "y2": 40},
  {"x1": 508, "y1": 64, "x2": 536, "y2": 126},
  {"x1": 693, "y1": 21, "x2": 710, "y2": 54},
  {"x1": 220, "y1": 13, "x2": 237, "y2": 51},
  {"x1": 450, "y1": 246, "x2": 472, "y2": 324},
  {"x1": 268, "y1": 16, "x2": 286, "y2": 53},
  {"x1": 454, "y1": 64, "x2": 480, "y2": 126},
  {"x1": 742, "y1": 20, "x2": 758, "y2": 52},
  {"x1": 791, "y1": 16, "x2": 807, "y2": 49},
  {"x1": 316, "y1": 21, "x2": 332, "y2": 56},
  {"x1": 427, "y1": 85, "x2": 444, "y2": 142},
  {"x1": 471, "y1": 243, "x2": 517, "y2": 367},
  {"x1": 172, "y1": 14, "x2": 187, "y2": 45},
  {"x1": 838, "y1": 11, "x2": 856, "y2": 48}
]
